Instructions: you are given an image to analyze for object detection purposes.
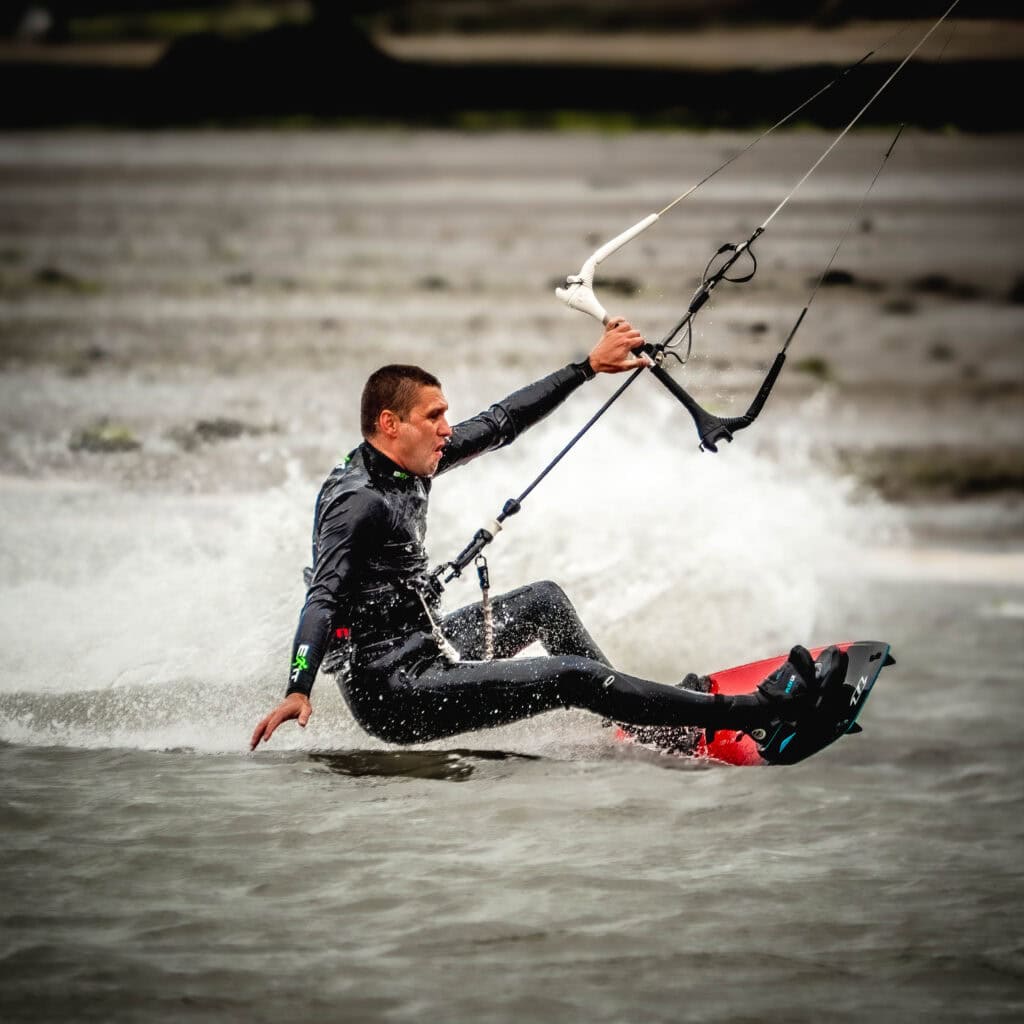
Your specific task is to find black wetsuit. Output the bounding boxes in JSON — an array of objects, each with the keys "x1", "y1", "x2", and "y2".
[{"x1": 285, "y1": 359, "x2": 777, "y2": 744}]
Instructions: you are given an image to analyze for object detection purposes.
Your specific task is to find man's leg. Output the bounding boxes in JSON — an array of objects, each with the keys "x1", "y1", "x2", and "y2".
[
  {"x1": 440, "y1": 580, "x2": 609, "y2": 662},
  {"x1": 374, "y1": 650, "x2": 789, "y2": 745}
]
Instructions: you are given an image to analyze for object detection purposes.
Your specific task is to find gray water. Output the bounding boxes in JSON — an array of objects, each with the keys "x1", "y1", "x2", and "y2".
[{"x1": 1, "y1": 130, "x2": 1023, "y2": 1022}]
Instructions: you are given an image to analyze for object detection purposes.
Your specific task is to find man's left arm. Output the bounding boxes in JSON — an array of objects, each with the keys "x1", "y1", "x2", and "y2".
[{"x1": 436, "y1": 318, "x2": 647, "y2": 475}]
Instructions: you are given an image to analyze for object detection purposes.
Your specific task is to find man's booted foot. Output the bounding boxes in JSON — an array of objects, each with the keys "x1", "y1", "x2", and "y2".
[
  {"x1": 757, "y1": 643, "x2": 819, "y2": 716},
  {"x1": 805, "y1": 644, "x2": 850, "y2": 719},
  {"x1": 753, "y1": 643, "x2": 849, "y2": 726},
  {"x1": 754, "y1": 644, "x2": 820, "y2": 722}
]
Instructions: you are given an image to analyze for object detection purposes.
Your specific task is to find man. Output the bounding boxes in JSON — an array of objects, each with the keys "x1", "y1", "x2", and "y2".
[{"x1": 250, "y1": 319, "x2": 828, "y2": 751}]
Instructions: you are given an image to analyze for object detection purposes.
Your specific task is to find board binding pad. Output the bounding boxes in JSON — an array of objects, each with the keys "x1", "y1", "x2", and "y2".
[{"x1": 614, "y1": 640, "x2": 894, "y2": 766}]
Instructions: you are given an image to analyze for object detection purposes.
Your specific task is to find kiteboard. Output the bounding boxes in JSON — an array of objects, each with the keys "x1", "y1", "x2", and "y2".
[{"x1": 614, "y1": 640, "x2": 893, "y2": 766}]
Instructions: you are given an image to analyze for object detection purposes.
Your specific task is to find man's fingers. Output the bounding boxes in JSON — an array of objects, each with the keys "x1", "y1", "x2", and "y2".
[
  {"x1": 607, "y1": 318, "x2": 639, "y2": 338},
  {"x1": 590, "y1": 319, "x2": 648, "y2": 374},
  {"x1": 250, "y1": 709, "x2": 284, "y2": 749},
  {"x1": 262, "y1": 710, "x2": 286, "y2": 742},
  {"x1": 249, "y1": 714, "x2": 272, "y2": 750},
  {"x1": 250, "y1": 698, "x2": 312, "y2": 750}
]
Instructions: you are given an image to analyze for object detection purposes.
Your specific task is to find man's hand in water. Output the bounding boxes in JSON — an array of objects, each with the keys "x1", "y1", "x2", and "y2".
[
  {"x1": 249, "y1": 693, "x2": 312, "y2": 750},
  {"x1": 588, "y1": 317, "x2": 651, "y2": 374}
]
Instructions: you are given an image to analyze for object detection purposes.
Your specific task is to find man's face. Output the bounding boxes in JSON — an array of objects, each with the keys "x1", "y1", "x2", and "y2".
[{"x1": 391, "y1": 385, "x2": 452, "y2": 477}]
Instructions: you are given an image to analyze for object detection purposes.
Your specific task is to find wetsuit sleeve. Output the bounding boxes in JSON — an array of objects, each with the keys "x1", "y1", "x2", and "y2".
[
  {"x1": 436, "y1": 357, "x2": 595, "y2": 475},
  {"x1": 285, "y1": 490, "x2": 379, "y2": 698}
]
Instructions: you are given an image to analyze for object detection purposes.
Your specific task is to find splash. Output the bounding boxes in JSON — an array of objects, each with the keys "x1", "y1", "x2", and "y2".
[{"x1": 0, "y1": 377, "x2": 905, "y2": 754}]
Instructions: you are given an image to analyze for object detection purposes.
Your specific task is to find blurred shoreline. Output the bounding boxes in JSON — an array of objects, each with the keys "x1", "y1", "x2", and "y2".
[
  {"x1": 4, "y1": 18, "x2": 1021, "y2": 70},
  {"x1": 375, "y1": 19, "x2": 1024, "y2": 68},
  {"x1": 1, "y1": 14, "x2": 1022, "y2": 130}
]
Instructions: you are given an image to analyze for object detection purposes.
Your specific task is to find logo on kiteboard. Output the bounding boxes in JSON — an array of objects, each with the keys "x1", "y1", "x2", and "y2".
[{"x1": 850, "y1": 674, "x2": 869, "y2": 706}]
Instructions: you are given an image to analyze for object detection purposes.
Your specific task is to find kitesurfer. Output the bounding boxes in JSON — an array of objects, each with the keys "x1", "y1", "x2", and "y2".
[{"x1": 249, "y1": 318, "x2": 827, "y2": 750}]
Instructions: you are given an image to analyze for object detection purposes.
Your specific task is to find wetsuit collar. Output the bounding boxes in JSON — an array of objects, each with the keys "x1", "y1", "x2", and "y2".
[{"x1": 361, "y1": 441, "x2": 418, "y2": 484}]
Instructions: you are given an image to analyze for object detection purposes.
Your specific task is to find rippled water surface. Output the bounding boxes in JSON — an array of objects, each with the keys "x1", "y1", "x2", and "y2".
[{"x1": 1, "y1": 130, "x2": 1023, "y2": 1022}]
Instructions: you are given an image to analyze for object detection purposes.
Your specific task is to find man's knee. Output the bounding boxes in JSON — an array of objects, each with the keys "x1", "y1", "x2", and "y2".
[
  {"x1": 531, "y1": 579, "x2": 572, "y2": 611},
  {"x1": 551, "y1": 654, "x2": 605, "y2": 701}
]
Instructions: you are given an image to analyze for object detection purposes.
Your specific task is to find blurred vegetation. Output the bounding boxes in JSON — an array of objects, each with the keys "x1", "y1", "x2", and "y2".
[
  {"x1": 792, "y1": 355, "x2": 834, "y2": 381},
  {"x1": 838, "y1": 445, "x2": 1024, "y2": 500},
  {"x1": 3, "y1": 1, "x2": 313, "y2": 40},
  {"x1": 69, "y1": 419, "x2": 141, "y2": 453},
  {"x1": 66, "y1": 3, "x2": 313, "y2": 41},
  {"x1": 2, "y1": 2, "x2": 1018, "y2": 129},
  {"x1": 5, "y1": 1, "x2": 1019, "y2": 42},
  {"x1": 374, "y1": 1, "x2": 1020, "y2": 33}
]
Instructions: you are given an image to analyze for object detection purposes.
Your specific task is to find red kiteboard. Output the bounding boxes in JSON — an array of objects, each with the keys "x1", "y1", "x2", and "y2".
[{"x1": 615, "y1": 640, "x2": 894, "y2": 766}]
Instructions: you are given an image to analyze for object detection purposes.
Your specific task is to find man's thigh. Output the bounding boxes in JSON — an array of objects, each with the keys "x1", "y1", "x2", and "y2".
[{"x1": 395, "y1": 653, "x2": 583, "y2": 740}]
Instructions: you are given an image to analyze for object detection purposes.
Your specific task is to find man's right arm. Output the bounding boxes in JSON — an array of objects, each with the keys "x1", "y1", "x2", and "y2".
[
  {"x1": 435, "y1": 318, "x2": 647, "y2": 475},
  {"x1": 250, "y1": 489, "x2": 374, "y2": 749}
]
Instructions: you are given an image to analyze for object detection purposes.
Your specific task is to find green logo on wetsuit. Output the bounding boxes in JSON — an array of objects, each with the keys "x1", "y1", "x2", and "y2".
[
  {"x1": 393, "y1": 470, "x2": 409, "y2": 480},
  {"x1": 292, "y1": 653, "x2": 309, "y2": 671}
]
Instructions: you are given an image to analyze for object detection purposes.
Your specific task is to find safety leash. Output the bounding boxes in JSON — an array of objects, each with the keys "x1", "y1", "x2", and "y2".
[
  {"x1": 476, "y1": 555, "x2": 494, "y2": 661},
  {"x1": 414, "y1": 589, "x2": 461, "y2": 663}
]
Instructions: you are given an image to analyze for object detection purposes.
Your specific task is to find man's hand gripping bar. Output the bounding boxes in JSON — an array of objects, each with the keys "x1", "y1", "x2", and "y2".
[{"x1": 557, "y1": 224, "x2": 784, "y2": 452}]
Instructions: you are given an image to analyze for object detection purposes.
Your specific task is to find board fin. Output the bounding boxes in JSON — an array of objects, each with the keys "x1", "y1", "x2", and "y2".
[{"x1": 846, "y1": 722, "x2": 864, "y2": 734}]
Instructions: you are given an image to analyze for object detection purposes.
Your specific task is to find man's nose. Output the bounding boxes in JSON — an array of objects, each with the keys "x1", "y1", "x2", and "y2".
[{"x1": 439, "y1": 417, "x2": 452, "y2": 437}]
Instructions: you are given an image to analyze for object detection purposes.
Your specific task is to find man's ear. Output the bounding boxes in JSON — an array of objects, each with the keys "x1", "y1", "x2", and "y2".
[{"x1": 377, "y1": 408, "x2": 400, "y2": 438}]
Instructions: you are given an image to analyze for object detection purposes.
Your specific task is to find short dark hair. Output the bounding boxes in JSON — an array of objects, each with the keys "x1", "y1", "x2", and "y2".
[{"x1": 360, "y1": 364, "x2": 442, "y2": 438}]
